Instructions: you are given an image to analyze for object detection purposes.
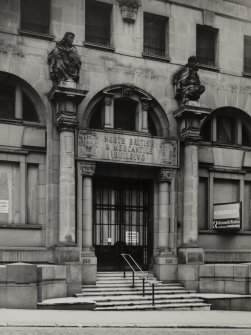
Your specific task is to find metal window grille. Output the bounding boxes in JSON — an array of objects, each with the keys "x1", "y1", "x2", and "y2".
[
  {"x1": 85, "y1": 0, "x2": 111, "y2": 46},
  {"x1": 20, "y1": 0, "x2": 50, "y2": 34},
  {"x1": 144, "y1": 13, "x2": 166, "y2": 57},
  {"x1": 244, "y1": 36, "x2": 251, "y2": 74},
  {"x1": 196, "y1": 25, "x2": 218, "y2": 66},
  {"x1": 93, "y1": 179, "x2": 151, "y2": 267}
]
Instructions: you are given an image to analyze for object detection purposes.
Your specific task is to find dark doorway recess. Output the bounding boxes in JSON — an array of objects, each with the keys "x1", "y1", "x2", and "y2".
[{"x1": 93, "y1": 178, "x2": 153, "y2": 271}]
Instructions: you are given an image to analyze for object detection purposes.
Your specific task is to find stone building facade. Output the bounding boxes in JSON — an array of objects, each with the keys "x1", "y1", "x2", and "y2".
[{"x1": 0, "y1": 0, "x2": 251, "y2": 292}]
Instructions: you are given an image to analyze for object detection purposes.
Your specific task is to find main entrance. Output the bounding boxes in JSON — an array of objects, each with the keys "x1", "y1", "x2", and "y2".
[{"x1": 93, "y1": 178, "x2": 153, "y2": 270}]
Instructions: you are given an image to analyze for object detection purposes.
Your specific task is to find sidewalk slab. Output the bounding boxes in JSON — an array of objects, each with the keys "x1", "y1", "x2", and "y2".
[{"x1": 0, "y1": 310, "x2": 251, "y2": 328}]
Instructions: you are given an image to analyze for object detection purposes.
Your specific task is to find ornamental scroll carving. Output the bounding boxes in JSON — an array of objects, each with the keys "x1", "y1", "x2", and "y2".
[
  {"x1": 160, "y1": 140, "x2": 177, "y2": 165},
  {"x1": 78, "y1": 130, "x2": 99, "y2": 158},
  {"x1": 80, "y1": 162, "x2": 96, "y2": 177},
  {"x1": 117, "y1": 0, "x2": 141, "y2": 23}
]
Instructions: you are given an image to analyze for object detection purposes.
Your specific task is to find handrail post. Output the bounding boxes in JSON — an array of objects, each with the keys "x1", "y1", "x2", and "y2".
[
  {"x1": 123, "y1": 263, "x2": 126, "y2": 278},
  {"x1": 143, "y1": 278, "x2": 145, "y2": 297},
  {"x1": 132, "y1": 270, "x2": 135, "y2": 288},
  {"x1": 152, "y1": 283, "x2": 155, "y2": 306}
]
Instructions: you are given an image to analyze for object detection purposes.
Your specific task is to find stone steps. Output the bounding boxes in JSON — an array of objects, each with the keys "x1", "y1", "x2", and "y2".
[{"x1": 77, "y1": 271, "x2": 210, "y2": 311}]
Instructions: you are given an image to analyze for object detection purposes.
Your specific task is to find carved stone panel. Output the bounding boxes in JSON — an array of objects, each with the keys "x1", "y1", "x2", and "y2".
[{"x1": 78, "y1": 129, "x2": 179, "y2": 168}]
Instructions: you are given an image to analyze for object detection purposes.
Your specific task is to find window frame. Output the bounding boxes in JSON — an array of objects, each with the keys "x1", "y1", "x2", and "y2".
[
  {"x1": 143, "y1": 12, "x2": 169, "y2": 60},
  {"x1": 196, "y1": 24, "x2": 219, "y2": 68},
  {"x1": 85, "y1": 0, "x2": 113, "y2": 49},
  {"x1": 243, "y1": 35, "x2": 251, "y2": 75},
  {"x1": 20, "y1": 0, "x2": 51, "y2": 37}
]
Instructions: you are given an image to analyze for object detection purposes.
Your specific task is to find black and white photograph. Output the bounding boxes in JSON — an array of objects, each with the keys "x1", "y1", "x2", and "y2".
[{"x1": 0, "y1": 0, "x2": 251, "y2": 334}]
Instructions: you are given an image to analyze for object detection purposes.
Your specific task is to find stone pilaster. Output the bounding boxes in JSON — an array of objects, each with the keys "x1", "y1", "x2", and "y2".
[
  {"x1": 104, "y1": 93, "x2": 114, "y2": 128},
  {"x1": 48, "y1": 85, "x2": 87, "y2": 246},
  {"x1": 80, "y1": 161, "x2": 97, "y2": 284},
  {"x1": 153, "y1": 169, "x2": 178, "y2": 281},
  {"x1": 173, "y1": 102, "x2": 211, "y2": 290},
  {"x1": 141, "y1": 98, "x2": 150, "y2": 133}
]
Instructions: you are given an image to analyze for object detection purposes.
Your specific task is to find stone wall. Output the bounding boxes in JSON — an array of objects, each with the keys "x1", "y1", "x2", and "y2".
[
  {"x1": 199, "y1": 263, "x2": 251, "y2": 294},
  {"x1": 0, "y1": 263, "x2": 82, "y2": 309}
]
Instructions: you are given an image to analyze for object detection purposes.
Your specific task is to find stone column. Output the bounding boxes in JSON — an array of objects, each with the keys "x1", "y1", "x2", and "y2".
[
  {"x1": 104, "y1": 93, "x2": 114, "y2": 128},
  {"x1": 183, "y1": 141, "x2": 199, "y2": 246},
  {"x1": 173, "y1": 102, "x2": 211, "y2": 290},
  {"x1": 48, "y1": 85, "x2": 87, "y2": 246},
  {"x1": 141, "y1": 99, "x2": 149, "y2": 133},
  {"x1": 153, "y1": 169, "x2": 177, "y2": 281},
  {"x1": 80, "y1": 161, "x2": 97, "y2": 284}
]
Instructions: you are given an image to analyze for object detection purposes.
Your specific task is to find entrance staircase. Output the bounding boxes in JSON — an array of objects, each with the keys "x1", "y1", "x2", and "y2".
[{"x1": 76, "y1": 271, "x2": 210, "y2": 311}]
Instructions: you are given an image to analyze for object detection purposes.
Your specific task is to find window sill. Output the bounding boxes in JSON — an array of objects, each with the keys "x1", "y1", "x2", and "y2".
[
  {"x1": 198, "y1": 64, "x2": 220, "y2": 72},
  {"x1": 0, "y1": 118, "x2": 42, "y2": 127},
  {"x1": 19, "y1": 30, "x2": 54, "y2": 41},
  {"x1": 243, "y1": 72, "x2": 251, "y2": 78},
  {"x1": 199, "y1": 230, "x2": 251, "y2": 235},
  {"x1": 142, "y1": 53, "x2": 170, "y2": 62},
  {"x1": 0, "y1": 224, "x2": 42, "y2": 230},
  {"x1": 84, "y1": 42, "x2": 115, "y2": 52}
]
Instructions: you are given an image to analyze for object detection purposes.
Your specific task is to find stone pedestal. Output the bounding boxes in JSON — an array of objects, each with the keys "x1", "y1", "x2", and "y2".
[
  {"x1": 153, "y1": 169, "x2": 178, "y2": 281},
  {"x1": 173, "y1": 102, "x2": 211, "y2": 289},
  {"x1": 48, "y1": 84, "x2": 87, "y2": 245},
  {"x1": 80, "y1": 161, "x2": 97, "y2": 284}
]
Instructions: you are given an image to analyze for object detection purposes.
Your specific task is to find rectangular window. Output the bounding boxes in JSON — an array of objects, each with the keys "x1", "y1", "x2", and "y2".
[
  {"x1": 213, "y1": 179, "x2": 239, "y2": 205},
  {"x1": 20, "y1": 0, "x2": 50, "y2": 35},
  {"x1": 217, "y1": 117, "x2": 235, "y2": 144},
  {"x1": 196, "y1": 25, "x2": 218, "y2": 66},
  {"x1": 244, "y1": 35, "x2": 251, "y2": 74},
  {"x1": 143, "y1": 13, "x2": 167, "y2": 57},
  {"x1": 244, "y1": 181, "x2": 251, "y2": 231},
  {"x1": 85, "y1": 0, "x2": 112, "y2": 46}
]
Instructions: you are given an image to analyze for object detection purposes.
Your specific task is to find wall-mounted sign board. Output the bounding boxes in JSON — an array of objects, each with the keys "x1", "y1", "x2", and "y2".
[
  {"x1": 213, "y1": 202, "x2": 241, "y2": 231},
  {"x1": 126, "y1": 231, "x2": 139, "y2": 245},
  {"x1": 0, "y1": 200, "x2": 8, "y2": 214}
]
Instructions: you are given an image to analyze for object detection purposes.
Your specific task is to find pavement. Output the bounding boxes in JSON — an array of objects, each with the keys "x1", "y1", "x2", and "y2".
[{"x1": 0, "y1": 309, "x2": 251, "y2": 329}]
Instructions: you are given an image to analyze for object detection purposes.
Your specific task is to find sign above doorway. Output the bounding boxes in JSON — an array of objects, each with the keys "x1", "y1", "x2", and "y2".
[{"x1": 78, "y1": 129, "x2": 179, "y2": 168}]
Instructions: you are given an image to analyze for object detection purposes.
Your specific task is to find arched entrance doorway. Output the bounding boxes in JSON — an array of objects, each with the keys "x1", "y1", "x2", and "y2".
[{"x1": 78, "y1": 84, "x2": 178, "y2": 274}]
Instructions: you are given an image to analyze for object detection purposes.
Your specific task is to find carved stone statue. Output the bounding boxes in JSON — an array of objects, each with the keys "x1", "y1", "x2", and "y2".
[
  {"x1": 48, "y1": 32, "x2": 81, "y2": 84},
  {"x1": 173, "y1": 56, "x2": 205, "y2": 105}
]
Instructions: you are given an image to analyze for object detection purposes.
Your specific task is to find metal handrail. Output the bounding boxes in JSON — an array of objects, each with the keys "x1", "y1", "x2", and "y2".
[{"x1": 121, "y1": 253, "x2": 160, "y2": 306}]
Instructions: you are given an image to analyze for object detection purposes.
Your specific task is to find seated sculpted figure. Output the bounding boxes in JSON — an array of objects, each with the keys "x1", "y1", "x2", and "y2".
[
  {"x1": 173, "y1": 56, "x2": 205, "y2": 105},
  {"x1": 48, "y1": 32, "x2": 81, "y2": 84}
]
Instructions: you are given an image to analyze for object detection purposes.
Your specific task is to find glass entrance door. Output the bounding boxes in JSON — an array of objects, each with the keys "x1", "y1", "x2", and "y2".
[{"x1": 93, "y1": 178, "x2": 152, "y2": 270}]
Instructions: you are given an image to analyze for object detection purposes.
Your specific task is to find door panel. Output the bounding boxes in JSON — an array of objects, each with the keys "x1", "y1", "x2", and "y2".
[{"x1": 93, "y1": 178, "x2": 152, "y2": 270}]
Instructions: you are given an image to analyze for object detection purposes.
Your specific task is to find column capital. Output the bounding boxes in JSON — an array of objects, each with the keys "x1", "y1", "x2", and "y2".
[
  {"x1": 104, "y1": 93, "x2": 114, "y2": 106},
  {"x1": 80, "y1": 161, "x2": 96, "y2": 177},
  {"x1": 158, "y1": 169, "x2": 175, "y2": 183},
  {"x1": 141, "y1": 97, "x2": 151, "y2": 111},
  {"x1": 173, "y1": 102, "x2": 211, "y2": 142},
  {"x1": 48, "y1": 85, "x2": 88, "y2": 132}
]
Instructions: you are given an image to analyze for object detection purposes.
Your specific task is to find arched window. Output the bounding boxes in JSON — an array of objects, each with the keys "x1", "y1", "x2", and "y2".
[
  {"x1": 0, "y1": 82, "x2": 39, "y2": 123},
  {"x1": 87, "y1": 85, "x2": 169, "y2": 137},
  {"x1": 201, "y1": 107, "x2": 251, "y2": 147}
]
